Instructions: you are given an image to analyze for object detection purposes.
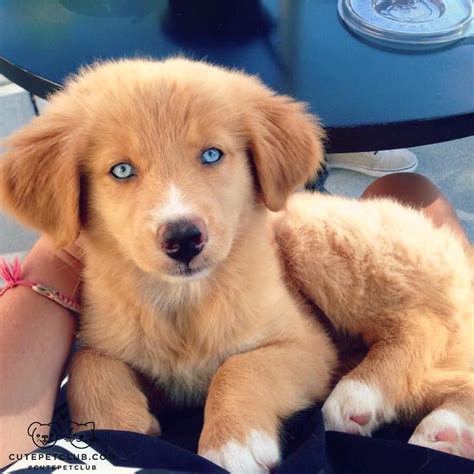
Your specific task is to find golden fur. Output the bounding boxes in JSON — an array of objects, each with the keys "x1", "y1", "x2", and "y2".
[
  {"x1": 274, "y1": 195, "x2": 473, "y2": 416},
  {"x1": 0, "y1": 59, "x2": 335, "y2": 470},
  {"x1": 1, "y1": 58, "x2": 473, "y2": 467}
]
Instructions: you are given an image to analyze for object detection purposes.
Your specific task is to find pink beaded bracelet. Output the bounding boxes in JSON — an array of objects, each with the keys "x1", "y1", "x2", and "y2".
[{"x1": 0, "y1": 258, "x2": 81, "y2": 315}]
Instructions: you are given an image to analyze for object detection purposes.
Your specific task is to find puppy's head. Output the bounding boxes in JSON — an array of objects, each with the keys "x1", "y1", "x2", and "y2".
[{"x1": 0, "y1": 59, "x2": 324, "y2": 282}]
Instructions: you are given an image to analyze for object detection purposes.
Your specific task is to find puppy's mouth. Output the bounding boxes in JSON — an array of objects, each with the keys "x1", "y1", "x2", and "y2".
[{"x1": 163, "y1": 265, "x2": 211, "y2": 282}]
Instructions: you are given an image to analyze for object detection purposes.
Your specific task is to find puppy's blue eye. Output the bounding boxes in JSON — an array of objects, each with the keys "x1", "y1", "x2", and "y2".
[
  {"x1": 110, "y1": 163, "x2": 135, "y2": 179},
  {"x1": 201, "y1": 148, "x2": 224, "y2": 165}
]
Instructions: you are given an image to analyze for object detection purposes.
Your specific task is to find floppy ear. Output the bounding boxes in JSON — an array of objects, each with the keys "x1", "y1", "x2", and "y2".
[
  {"x1": 247, "y1": 93, "x2": 325, "y2": 211},
  {"x1": 0, "y1": 110, "x2": 82, "y2": 247}
]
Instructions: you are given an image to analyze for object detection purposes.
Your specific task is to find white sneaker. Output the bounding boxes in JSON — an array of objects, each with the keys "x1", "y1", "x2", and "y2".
[{"x1": 326, "y1": 149, "x2": 418, "y2": 177}]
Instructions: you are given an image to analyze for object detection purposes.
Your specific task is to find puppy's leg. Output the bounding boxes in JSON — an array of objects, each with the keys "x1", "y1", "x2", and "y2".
[
  {"x1": 198, "y1": 331, "x2": 335, "y2": 473},
  {"x1": 322, "y1": 313, "x2": 450, "y2": 436},
  {"x1": 68, "y1": 347, "x2": 160, "y2": 435},
  {"x1": 406, "y1": 370, "x2": 474, "y2": 459}
]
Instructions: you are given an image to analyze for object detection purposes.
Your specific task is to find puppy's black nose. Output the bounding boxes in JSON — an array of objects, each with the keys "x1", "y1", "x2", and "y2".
[{"x1": 159, "y1": 218, "x2": 207, "y2": 265}]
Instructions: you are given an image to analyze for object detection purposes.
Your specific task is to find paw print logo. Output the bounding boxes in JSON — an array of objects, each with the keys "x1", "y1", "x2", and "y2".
[
  {"x1": 69, "y1": 422, "x2": 95, "y2": 449},
  {"x1": 27, "y1": 422, "x2": 62, "y2": 448}
]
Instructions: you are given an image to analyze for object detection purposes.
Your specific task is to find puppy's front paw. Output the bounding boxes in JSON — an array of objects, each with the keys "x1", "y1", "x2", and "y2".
[
  {"x1": 199, "y1": 428, "x2": 280, "y2": 473},
  {"x1": 409, "y1": 409, "x2": 474, "y2": 459},
  {"x1": 322, "y1": 379, "x2": 395, "y2": 436}
]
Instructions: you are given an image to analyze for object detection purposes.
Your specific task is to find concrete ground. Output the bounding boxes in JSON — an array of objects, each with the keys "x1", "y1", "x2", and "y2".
[
  {"x1": 325, "y1": 136, "x2": 474, "y2": 242},
  {"x1": 0, "y1": 78, "x2": 473, "y2": 266}
]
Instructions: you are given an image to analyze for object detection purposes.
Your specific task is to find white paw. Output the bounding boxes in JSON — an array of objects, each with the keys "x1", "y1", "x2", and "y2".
[
  {"x1": 322, "y1": 379, "x2": 395, "y2": 436},
  {"x1": 409, "y1": 409, "x2": 474, "y2": 460},
  {"x1": 199, "y1": 430, "x2": 280, "y2": 473}
]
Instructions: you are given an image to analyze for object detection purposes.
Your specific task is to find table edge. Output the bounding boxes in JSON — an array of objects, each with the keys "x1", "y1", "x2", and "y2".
[{"x1": 1, "y1": 56, "x2": 472, "y2": 153}]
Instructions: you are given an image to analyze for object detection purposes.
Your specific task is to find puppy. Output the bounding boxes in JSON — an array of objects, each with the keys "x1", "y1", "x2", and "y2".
[
  {"x1": 0, "y1": 58, "x2": 336, "y2": 472},
  {"x1": 275, "y1": 193, "x2": 474, "y2": 459},
  {"x1": 2, "y1": 58, "x2": 473, "y2": 465}
]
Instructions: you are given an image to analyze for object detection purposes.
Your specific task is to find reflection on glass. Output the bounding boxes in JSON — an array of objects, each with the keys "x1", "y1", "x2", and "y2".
[{"x1": 373, "y1": 0, "x2": 446, "y2": 23}]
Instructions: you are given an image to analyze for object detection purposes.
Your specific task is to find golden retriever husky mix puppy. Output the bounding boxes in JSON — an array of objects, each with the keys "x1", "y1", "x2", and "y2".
[
  {"x1": 1, "y1": 59, "x2": 473, "y2": 467},
  {"x1": 0, "y1": 58, "x2": 337, "y2": 472}
]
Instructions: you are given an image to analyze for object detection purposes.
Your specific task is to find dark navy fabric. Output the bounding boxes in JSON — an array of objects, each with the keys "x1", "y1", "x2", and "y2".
[{"x1": 47, "y1": 386, "x2": 474, "y2": 474}]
